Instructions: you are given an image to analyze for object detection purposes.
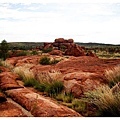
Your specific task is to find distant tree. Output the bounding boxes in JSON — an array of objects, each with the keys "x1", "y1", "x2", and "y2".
[{"x1": 0, "y1": 40, "x2": 9, "y2": 60}]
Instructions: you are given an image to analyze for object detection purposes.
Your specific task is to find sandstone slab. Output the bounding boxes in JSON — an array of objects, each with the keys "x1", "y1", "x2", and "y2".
[{"x1": 6, "y1": 88, "x2": 81, "y2": 117}]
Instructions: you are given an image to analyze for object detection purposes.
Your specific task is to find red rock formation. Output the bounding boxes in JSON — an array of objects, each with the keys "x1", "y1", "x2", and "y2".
[
  {"x1": 64, "y1": 44, "x2": 85, "y2": 57},
  {"x1": 43, "y1": 43, "x2": 53, "y2": 50}
]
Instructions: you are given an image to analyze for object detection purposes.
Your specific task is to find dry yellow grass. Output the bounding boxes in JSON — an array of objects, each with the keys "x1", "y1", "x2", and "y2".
[
  {"x1": 84, "y1": 85, "x2": 120, "y2": 116},
  {"x1": 105, "y1": 65, "x2": 120, "y2": 87}
]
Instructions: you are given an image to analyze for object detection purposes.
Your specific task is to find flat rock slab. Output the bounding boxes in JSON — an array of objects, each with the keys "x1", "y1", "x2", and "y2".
[
  {"x1": 0, "y1": 100, "x2": 27, "y2": 117},
  {"x1": 0, "y1": 72, "x2": 23, "y2": 90},
  {"x1": 6, "y1": 88, "x2": 81, "y2": 117}
]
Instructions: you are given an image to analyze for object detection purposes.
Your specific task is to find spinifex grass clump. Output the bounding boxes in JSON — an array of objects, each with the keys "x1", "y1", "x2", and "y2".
[
  {"x1": 105, "y1": 66, "x2": 120, "y2": 87},
  {"x1": 39, "y1": 56, "x2": 51, "y2": 65},
  {"x1": 84, "y1": 85, "x2": 120, "y2": 116},
  {"x1": 71, "y1": 99, "x2": 86, "y2": 113},
  {"x1": 14, "y1": 66, "x2": 64, "y2": 97},
  {"x1": 13, "y1": 66, "x2": 37, "y2": 87},
  {"x1": 56, "y1": 92, "x2": 74, "y2": 103},
  {"x1": 35, "y1": 72, "x2": 64, "y2": 97}
]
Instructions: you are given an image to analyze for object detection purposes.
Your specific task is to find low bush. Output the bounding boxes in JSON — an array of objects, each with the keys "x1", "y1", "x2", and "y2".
[
  {"x1": 16, "y1": 50, "x2": 28, "y2": 56},
  {"x1": 39, "y1": 56, "x2": 51, "y2": 65},
  {"x1": 39, "y1": 56, "x2": 60, "y2": 65},
  {"x1": 56, "y1": 92, "x2": 74, "y2": 103},
  {"x1": 24, "y1": 78, "x2": 39, "y2": 87},
  {"x1": 45, "y1": 80, "x2": 64, "y2": 97},
  {"x1": 31, "y1": 50, "x2": 38, "y2": 55},
  {"x1": 72, "y1": 99, "x2": 86, "y2": 113}
]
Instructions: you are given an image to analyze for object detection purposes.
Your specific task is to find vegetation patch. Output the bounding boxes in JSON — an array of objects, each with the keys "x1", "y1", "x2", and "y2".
[
  {"x1": 84, "y1": 85, "x2": 120, "y2": 116},
  {"x1": 39, "y1": 56, "x2": 60, "y2": 65},
  {"x1": 105, "y1": 66, "x2": 120, "y2": 87}
]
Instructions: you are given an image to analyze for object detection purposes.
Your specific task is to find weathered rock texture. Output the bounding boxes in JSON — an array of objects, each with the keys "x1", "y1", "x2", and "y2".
[
  {"x1": 6, "y1": 88, "x2": 81, "y2": 117},
  {"x1": 0, "y1": 72, "x2": 23, "y2": 90},
  {"x1": 0, "y1": 99, "x2": 27, "y2": 117}
]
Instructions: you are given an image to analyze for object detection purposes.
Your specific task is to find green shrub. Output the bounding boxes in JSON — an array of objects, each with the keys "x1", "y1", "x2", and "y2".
[
  {"x1": 45, "y1": 81, "x2": 64, "y2": 97},
  {"x1": 56, "y1": 92, "x2": 74, "y2": 103},
  {"x1": 35, "y1": 80, "x2": 64, "y2": 97},
  {"x1": 39, "y1": 56, "x2": 51, "y2": 65},
  {"x1": 72, "y1": 99, "x2": 86, "y2": 113},
  {"x1": 31, "y1": 50, "x2": 38, "y2": 55},
  {"x1": 84, "y1": 85, "x2": 120, "y2": 116},
  {"x1": 16, "y1": 50, "x2": 27, "y2": 56},
  {"x1": 40, "y1": 56, "x2": 60, "y2": 65},
  {"x1": 34, "y1": 82, "x2": 47, "y2": 92},
  {"x1": 24, "y1": 78, "x2": 39, "y2": 87}
]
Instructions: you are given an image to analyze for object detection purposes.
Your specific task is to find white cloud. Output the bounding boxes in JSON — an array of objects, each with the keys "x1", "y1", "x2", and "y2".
[{"x1": 0, "y1": 2, "x2": 120, "y2": 44}]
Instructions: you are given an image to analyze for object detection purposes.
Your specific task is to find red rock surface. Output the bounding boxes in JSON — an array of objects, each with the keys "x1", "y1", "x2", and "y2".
[
  {"x1": 0, "y1": 66, "x2": 10, "y2": 72},
  {"x1": 49, "y1": 50, "x2": 63, "y2": 56},
  {"x1": 6, "y1": 88, "x2": 81, "y2": 117},
  {"x1": 0, "y1": 72, "x2": 23, "y2": 90},
  {"x1": 6, "y1": 55, "x2": 40, "y2": 66},
  {"x1": 0, "y1": 100, "x2": 27, "y2": 117}
]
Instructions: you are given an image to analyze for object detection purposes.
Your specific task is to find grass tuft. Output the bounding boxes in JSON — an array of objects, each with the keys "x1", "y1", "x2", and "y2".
[
  {"x1": 84, "y1": 85, "x2": 120, "y2": 116},
  {"x1": 105, "y1": 66, "x2": 120, "y2": 87}
]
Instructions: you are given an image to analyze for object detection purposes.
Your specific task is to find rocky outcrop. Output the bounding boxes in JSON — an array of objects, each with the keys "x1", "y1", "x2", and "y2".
[
  {"x1": 6, "y1": 88, "x2": 81, "y2": 117},
  {"x1": 42, "y1": 38, "x2": 96, "y2": 57}
]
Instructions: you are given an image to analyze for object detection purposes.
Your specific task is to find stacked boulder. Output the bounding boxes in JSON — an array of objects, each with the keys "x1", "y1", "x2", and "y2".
[{"x1": 42, "y1": 38, "x2": 97, "y2": 57}]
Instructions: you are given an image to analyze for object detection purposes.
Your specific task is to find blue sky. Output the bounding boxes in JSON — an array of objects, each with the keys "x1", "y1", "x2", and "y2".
[{"x1": 0, "y1": 0, "x2": 120, "y2": 44}]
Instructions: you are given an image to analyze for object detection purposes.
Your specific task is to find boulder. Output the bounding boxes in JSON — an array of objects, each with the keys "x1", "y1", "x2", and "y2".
[
  {"x1": 64, "y1": 44, "x2": 85, "y2": 57},
  {"x1": 67, "y1": 39, "x2": 74, "y2": 43},
  {"x1": 43, "y1": 43, "x2": 53, "y2": 50},
  {"x1": 49, "y1": 50, "x2": 63, "y2": 56},
  {"x1": 55, "y1": 38, "x2": 65, "y2": 43},
  {"x1": 64, "y1": 80, "x2": 83, "y2": 98},
  {"x1": 63, "y1": 72, "x2": 102, "y2": 97}
]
